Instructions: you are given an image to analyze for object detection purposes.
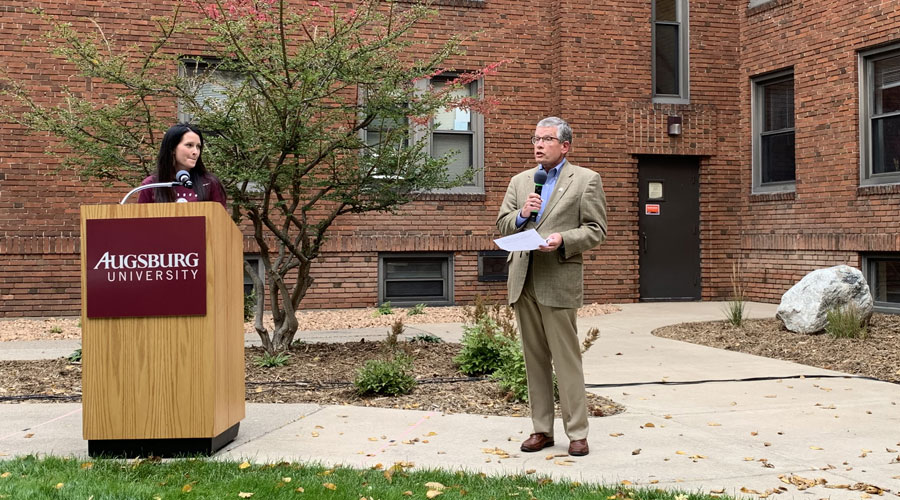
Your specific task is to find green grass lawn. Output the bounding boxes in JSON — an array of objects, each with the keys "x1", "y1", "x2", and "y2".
[{"x1": 0, "y1": 455, "x2": 731, "y2": 499}]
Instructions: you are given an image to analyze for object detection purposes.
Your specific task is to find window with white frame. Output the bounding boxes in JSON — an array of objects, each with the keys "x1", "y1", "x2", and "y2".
[
  {"x1": 861, "y1": 46, "x2": 900, "y2": 185},
  {"x1": 177, "y1": 59, "x2": 244, "y2": 123},
  {"x1": 752, "y1": 70, "x2": 795, "y2": 193},
  {"x1": 427, "y1": 76, "x2": 483, "y2": 192},
  {"x1": 361, "y1": 75, "x2": 484, "y2": 193},
  {"x1": 652, "y1": 0, "x2": 690, "y2": 103},
  {"x1": 378, "y1": 253, "x2": 453, "y2": 306},
  {"x1": 863, "y1": 254, "x2": 900, "y2": 313}
]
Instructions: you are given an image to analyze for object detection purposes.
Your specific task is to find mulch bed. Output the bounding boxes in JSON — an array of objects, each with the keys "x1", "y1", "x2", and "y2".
[
  {"x1": 0, "y1": 341, "x2": 624, "y2": 417},
  {"x1": 653, "y1": 312, "x2": 900, "y2": 384}
]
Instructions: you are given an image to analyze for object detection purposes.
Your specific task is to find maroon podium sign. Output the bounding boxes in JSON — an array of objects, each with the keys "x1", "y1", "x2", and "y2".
[{"x1": 85, "y1": 216, "x2": 206, "y2": 318}]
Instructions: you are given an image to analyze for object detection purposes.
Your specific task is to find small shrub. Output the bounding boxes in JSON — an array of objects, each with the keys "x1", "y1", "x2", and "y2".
[
  {"x1": 492, "y1": 341, "x2": 529, "y2": 402},
  {"x1": 723, "y1": 261, "x2": 746, "y2": 327},
  {"x1": 48, "y1": 326, "x2": 63, "y2": 334},
  {"x1": 373, "y1": 301, "x2": 393, "y2": 316},
  {"x1": 408, "y1": 333, "x2": 443, "y2": 343},
  {"x1": 243, "y1": 290, "x2": 257, "y2": 322},
  {"x1": 66, "y1": 347, "x2": 82, "y2": 363},
  {"x1": 254, "y1": 351, "x2": 291, "y2": 368},
  {"x1": 407, "y1": 303, "x2": 427, "y2": 316},
  {"x1": 825, "y1": 304, "x2": 868, "y2": 339},
  {"x1": 454, "y1": 318, "x2": 515, "y2": 376},
  {"x1": 354, "y1": 354, "x2": 416, "y2": 396},
  {"x1": 384, "y1": 318, "x2": 404, "y2": 352},
  {"x1": 581, "y1": 327, "x2": 600, "y2": 354}
]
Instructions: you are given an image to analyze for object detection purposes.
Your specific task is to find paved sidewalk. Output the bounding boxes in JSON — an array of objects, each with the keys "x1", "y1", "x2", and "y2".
[{"x1": 1, "y1": 302, "x2": 898, "y2": 499}]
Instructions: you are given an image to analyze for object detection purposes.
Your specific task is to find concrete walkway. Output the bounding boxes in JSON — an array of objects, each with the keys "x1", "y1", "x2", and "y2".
[{"x1": 1, "y1": 302, "x2": 898, "y2": 499}]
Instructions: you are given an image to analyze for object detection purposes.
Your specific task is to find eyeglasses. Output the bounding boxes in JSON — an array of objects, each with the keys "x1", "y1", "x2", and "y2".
[{"x1": 531, "y1": 136, "x2": 560, "y2": 145}]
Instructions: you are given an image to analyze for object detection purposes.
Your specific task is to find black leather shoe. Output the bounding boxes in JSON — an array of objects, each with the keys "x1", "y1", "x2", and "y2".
[{"x1": 520, "y1": 433, "x2": 554, "y2": 452}]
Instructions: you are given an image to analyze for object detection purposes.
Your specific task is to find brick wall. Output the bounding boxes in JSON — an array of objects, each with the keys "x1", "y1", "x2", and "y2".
[
  {"x1": 738, "y1": 0, "x2": 900, "y2": 298},
  {"x1": 2, "y1": 0, "x2": 899, "y2": 317}
]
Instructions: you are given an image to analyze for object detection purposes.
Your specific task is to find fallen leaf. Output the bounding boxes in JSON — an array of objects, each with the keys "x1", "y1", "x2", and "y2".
[
  {"x1": 554, "y1": 460, "x2": 574, "y2": 466},
  {"x1": 0, "y1": 473, "x2": 9, "y2": 478},
  {"x1": 675, "y1": 450, "x2": 687, "y2": 455},
  {"x1": 281, "y1": 477, "x2": 291, "y2": 483},
  {"x1": 810, "y1": 446, "x2": 824, "y2": 450},
  {"x1": 182, "y1": 484, "x2": 192, "y2": 493},
  {"x1": 322, "y1": 483, "x2": 337, "y2": 490},
  {"x1": 664, "y1": 414, "x2": 672, "y2": 419},
  {"x1": 238, "y1": 493, "x2": 254, "y2": 498},
  {"x1": 402, "y1": 492, "x2": 412, "y2": 496},
  {"x1": 707, "y1": 422, "x2": 721, "y2": 427},
  {"x1": 621, "y1": 480, "x2": 633, "y2": 485},
  {"x1": 426, "y1": 490, "x2": 442, "y2": 499},
  {"x1": 24, "y1": 434, "x2": 34, "y2": 439},
  {"x1": 643, "y1": 422, "x2": 655, "y2": 428},
  {"x1": 55, "y1": 483, "x2": 64, "y2": 490},
  {"x1": 425, "y1": 432, "x2": 437, "y2": 437},
  {"x1": 710, "y1": 489, "x2": 725, "y2": 494},
  {"x1": 632, "y1": 449, "x2": 641, "y2": 455},
  {"x1": 295, "y1": 487, "x2": 304, "y2": 492},
  {"x1": 424, "y1": 482, "x2": 445, "y2": 491},
  {"x1": 525, "y1": 469, "x2": 536, "y2": 474},
  {"x1": 311, "y1": 432, "x2": 319, "y2": 438},
  {"x1": 80, "y1": 462, "x2": 94, "y2": 469},
  {"x1": 743, "y1": 457, "x2": 755, "y2": 461},
  {"x1": 750, "y1": 431, "x2": 758, "y2": 436},
  {"x1": 740, "y1": 487, "x2": 761, "y2": 494},
  {"x1": 239, "y1": 461, "x2": 251, "y2": 470}
]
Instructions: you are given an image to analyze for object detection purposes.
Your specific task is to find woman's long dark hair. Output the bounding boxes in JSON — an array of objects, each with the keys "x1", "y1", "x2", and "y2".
[{"x1": 153, "y1": 123, "x2": 213, "y2": 202}]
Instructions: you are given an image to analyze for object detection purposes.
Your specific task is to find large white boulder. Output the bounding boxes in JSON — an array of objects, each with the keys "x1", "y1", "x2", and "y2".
[{"x1": 776, "y1": 265, "x2": 874, "y2": 334}]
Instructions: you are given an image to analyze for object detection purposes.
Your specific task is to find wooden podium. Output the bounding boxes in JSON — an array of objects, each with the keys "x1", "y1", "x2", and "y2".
[{"x1": 80, "y1": 202, "x2": 245, "y2": 457}]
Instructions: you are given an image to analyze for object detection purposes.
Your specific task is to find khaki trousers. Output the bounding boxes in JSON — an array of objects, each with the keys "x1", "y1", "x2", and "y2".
[{"x1": 513, "y1": 265, "x2": 589, "y2": 441}]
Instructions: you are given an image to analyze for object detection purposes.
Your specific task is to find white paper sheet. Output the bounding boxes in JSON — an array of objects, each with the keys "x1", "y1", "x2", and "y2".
[{"x1": 493, "y1": 229, "x2": 548, "y2": 252}]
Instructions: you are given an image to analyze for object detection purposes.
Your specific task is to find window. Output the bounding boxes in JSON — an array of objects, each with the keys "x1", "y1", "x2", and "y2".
[
  {"x1": 243, "y1": 256, "x2": 264, "y2": 297},
  {"x1": 752, "y1": 70, "x2": 795, "y2": 193},
  {"x1": 177, "y1": 59, "x2": 244, "y2": 123},
  {"x1": 361, "y1": 75, "x2": 484, "y2": 193},
  {"x1": 652, "y1": 0, "x2": 689, "y2": 103},
  {"x1": 477, "y1": 250, "x2": 508, "y2": 282},
  {"x1": 378, "y1": 253, "x2": 453, "y2": 306},
  {"x1": 428, "y1": 76, "x2": 483, "y2": 192},
  {"x1": 863, "y1": 254, "x2": 900, "y2": 313},
  {"x1": 861, "y1": 46, "x2": 900, "y2": 185}
]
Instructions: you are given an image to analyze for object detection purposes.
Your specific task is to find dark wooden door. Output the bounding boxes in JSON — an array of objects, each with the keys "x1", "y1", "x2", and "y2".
[{"x1": 638, "y1": 156, "x2": 701, "y2": 300}]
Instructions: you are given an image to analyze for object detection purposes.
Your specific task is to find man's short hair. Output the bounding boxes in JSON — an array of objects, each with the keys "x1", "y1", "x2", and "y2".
[{"x1": 537, "y1": 116, "x2": 573, "y2": 144}]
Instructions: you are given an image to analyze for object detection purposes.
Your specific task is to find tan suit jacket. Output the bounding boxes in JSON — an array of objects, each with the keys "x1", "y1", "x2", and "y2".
[{"x1": 496, "y1": 162, "x2": 607, "y2": 308}]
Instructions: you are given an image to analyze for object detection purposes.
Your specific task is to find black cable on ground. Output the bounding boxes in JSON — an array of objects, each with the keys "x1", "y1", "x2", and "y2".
[
  {"x1": 245, "y1": 375, "x2": 488, "y2": 389},
  {"x1": 0, "y1": 394, "x2": 81, "y2": 402},
  {"x1": 584, "y1": 373, "x2": 895, "y2": 388},
  {"x1": 3, "y1": 374, "x2": 892, "y2": 403}
]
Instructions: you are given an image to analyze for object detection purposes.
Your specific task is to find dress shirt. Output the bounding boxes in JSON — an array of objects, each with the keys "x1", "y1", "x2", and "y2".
[{"x1": 516, "y1": 158, "x2": 566, "y2": 227}]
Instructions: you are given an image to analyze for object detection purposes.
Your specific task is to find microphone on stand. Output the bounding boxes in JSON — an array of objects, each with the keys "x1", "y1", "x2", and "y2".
[
  {"x1": 176, "y1": 170, "x2": 193, "y2": 187},
  {"x1": 529, "y1": 169, "x2": 548, "y2": 222}
]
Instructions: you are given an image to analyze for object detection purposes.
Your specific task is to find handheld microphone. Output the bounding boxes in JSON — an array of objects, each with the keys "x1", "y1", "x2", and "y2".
[
  {"x1": 529, "y1": 169, "x2": 548, "y2": 222},
  {"x1": 176, "y1": 170, "x2": 193, "y2": 187}
]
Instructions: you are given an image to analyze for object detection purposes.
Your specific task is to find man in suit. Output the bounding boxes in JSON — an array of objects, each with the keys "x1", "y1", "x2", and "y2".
[{"x1": 496, "y1": 116, "x2": 607, "y2": 456}]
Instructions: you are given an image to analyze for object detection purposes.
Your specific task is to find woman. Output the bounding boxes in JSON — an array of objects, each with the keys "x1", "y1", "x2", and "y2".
[{"x1": 138, "y1": 123, "x2": 226, "y2": 207}]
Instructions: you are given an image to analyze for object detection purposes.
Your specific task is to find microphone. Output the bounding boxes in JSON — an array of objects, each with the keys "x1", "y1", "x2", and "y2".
[
  {"x1": 176, "y1": 170, "x2": 193, "y2": 188},
  {"x1": 529, "y1": 169, "x2": 548, "y2": 222}
]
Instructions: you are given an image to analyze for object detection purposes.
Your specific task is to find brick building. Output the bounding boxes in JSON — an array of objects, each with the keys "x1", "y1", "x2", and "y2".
[{"x1": 1, "y1": 0, "x2": 899, "y2": 317}]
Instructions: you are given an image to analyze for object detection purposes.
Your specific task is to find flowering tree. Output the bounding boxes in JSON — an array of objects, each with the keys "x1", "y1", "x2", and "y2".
[{"x1": 2, "y1": 0, "x2": 504, "y2": 353}]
